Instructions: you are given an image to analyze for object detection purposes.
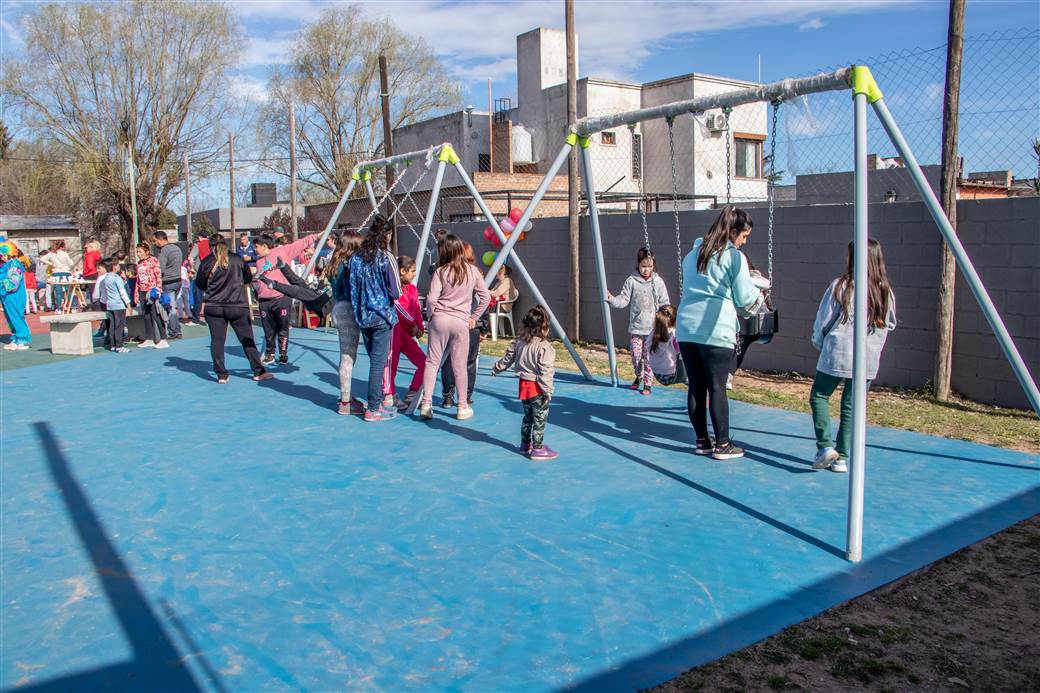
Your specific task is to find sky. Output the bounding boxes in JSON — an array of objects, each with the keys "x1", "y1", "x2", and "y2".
[{"x1": 1, "y1": 0, "x2": 1038, "y2": 211}]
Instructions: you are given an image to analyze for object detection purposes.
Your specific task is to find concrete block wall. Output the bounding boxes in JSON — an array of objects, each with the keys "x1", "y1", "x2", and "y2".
[{"x1": 398, "y1": 197, "x2": 1039, "y2": 410}]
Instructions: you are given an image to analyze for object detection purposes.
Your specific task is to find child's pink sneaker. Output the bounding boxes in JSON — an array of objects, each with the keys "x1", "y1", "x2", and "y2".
[{"x1": 519, "y1": 442, "x2": 532, "y2": 455}]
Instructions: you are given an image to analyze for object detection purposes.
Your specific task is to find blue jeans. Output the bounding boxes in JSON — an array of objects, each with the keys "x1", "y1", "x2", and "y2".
[
  {"x1": 163, "y1": 283, "x2": 181, "y2": 336},
  {"x1": 360, "y1": 322, "x2": 393, "y2": 410},
  {"x1": 190, "y1": 280, "x2": 203, "y2": 321}
]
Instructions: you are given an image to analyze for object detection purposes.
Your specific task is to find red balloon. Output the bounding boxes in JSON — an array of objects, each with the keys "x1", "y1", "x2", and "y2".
[
  {"x1": 509, "y1": 207, "x2": 523, "y2": 224},
  {"x1": 483, "y1": 226, "x2": 495, "y2": 242}
]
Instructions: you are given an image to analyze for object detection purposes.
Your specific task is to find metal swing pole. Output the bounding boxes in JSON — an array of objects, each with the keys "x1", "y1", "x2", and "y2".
[
  {"x1": 847, "y1": 83, "x2": 870, "y2": 563},
  {"x1": 871, "y1": 98, "x2": 1040, "y2": 415},
  {"x1": 453, "y1": 161, "x2": 593, "y2": 381},
  {"x1": 302, "y1": 176, "x2": 358, "y2": 277},
  {"x1": 412, "y1": 153, "x2": 449, "y2": 283},
  {"x1": 365, "y1": 177, "x2": 380, "y2": 211},
  {"x1": 484, "y1": 142, "x2": 573, "y2": 283},
  {"x1": 576, "y1": 135, "x2": 620, "y2": 387}
]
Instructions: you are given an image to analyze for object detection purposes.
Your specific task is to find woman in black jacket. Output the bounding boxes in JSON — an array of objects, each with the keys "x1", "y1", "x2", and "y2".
[{"x1": 196, "y1": 240, "x2": 273, "y2": 384}]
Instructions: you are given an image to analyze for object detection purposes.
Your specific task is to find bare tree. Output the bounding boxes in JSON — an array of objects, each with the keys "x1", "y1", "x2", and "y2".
[
  {"x1": 2, "y1": 1, "x2": 239, "y2": 249},
  {"x1": 258, "y1": 6, "x2": 462, "y2": 199}
]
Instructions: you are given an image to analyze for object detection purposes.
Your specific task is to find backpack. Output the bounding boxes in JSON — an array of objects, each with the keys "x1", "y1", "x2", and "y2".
[{"x1": 349, "y1": 251, "x2": 398, "y2": 329}]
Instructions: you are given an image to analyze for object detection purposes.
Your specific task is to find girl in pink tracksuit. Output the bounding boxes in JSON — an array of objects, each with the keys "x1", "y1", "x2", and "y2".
[
  {"x1": 389, "y1": 255, "x2": 426, "y2": 407},
  {"x1": 418, "y1": 235, "x2": 490, "y2": 421}
]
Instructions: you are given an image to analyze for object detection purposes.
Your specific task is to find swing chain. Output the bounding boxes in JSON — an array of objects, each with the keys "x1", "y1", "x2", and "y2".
[
  {"x1": 767, "y1": 98, "x2": 781, "y2": 284},
  {"x1": 629, "y1": 124, "x2": 650, "y2": 251},
  {"x1": 723, "y1": 106, "x2": 733, "y2": 205},
  {"x1": 666, "y1": 116, "x2": 683, "y2": 292},
  {"x1": 386, "y1": 150, "x2": 436, "y2": 260}
]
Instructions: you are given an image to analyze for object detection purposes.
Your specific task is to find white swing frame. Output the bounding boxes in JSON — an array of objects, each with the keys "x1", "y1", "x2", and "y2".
[
  {"x1": 481, "y1": 66, "x2": 1040, "y2": 562},
  {"x1": 303, "y1": 142, "x2": 594, "y2": 382}
]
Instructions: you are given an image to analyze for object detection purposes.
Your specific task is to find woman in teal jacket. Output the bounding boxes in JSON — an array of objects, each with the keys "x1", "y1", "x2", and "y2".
[{"x1": 676, "y1": 206, "x2": 760, "y2": 460}]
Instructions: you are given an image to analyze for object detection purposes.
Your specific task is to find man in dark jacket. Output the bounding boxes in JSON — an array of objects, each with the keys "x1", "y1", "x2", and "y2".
[{"x1": 153, "y1": 230, "x2": 183, "y2": 339}]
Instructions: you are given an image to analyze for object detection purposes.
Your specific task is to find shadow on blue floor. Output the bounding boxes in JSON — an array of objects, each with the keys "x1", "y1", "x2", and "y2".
[{"x1": 1, "y1": 329, "x2": 1036, "y2": 691}]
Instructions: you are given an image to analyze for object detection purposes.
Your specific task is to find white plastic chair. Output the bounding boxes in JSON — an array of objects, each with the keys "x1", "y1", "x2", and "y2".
[{"x1": 490, "y1": 287, "x2": 518, "y2": 341}]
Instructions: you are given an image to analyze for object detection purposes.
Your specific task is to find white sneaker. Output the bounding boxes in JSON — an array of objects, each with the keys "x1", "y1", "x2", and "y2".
[
  {"x1": 830, "y1": 458, "x2": 849, "y2": 473},
  {"x1": 726, "y1": 374, "x2": 734, "y2": 390},
  {"x1": 3, "y1": 343, "x2": 19, "y2": 351},
  {"x1": 457, "y1": 405, "x2": 474, "y2": 421},
  {"x1": 137, "y1": 340, "x2": 156, "y2": 348},
  {"x1": 812, "y1": 447, "x2": 839, "y2": 470},
  {"x1": 419, "y1": 403, "x2": 434, "y2": 420},
  {"x1": 154, "y1": 340, "x2": 170, "y2": 349}
]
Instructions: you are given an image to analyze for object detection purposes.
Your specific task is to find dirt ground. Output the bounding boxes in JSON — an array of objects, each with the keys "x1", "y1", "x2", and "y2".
[{"x1": 649, "y1": 515, "x2": 1040, "y2": 693}]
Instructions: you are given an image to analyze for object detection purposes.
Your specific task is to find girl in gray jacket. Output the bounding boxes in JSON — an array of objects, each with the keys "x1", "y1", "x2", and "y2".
[
  {"x1": 810, "y1": 239, "x2": 897, "y2": 472},
  {"x1": 492, "y1": 305, "x2": 558, "y2": 460},
  {"x1": 607, "y1": 247, "x2": 671, "y2": 394}
]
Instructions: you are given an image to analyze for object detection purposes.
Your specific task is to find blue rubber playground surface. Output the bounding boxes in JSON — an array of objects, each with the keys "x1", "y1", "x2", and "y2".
[{"x1": 2, "y1": 329, "x2": 1037, "y2": 691}]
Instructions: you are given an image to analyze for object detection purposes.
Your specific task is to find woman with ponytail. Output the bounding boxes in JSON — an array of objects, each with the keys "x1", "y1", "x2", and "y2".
[
  {"x1": 675, "y1": 205, "x2": 761, "y2": 461},
  {"x1": 196, "y1": 239, "x2": 272, "y2": 384}
]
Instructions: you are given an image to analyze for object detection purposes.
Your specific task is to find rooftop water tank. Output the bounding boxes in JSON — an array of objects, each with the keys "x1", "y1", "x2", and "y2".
[{"x1": 511, "y1": 125, "x2": 536, "y2": 165}]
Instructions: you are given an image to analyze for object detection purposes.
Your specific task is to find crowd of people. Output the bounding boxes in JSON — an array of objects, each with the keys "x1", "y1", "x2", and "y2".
[{"x1": 2, "y1": 205, "x2": 896, "y2": 468}]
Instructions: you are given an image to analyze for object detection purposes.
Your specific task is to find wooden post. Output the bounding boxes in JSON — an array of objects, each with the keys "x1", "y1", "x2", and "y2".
[
  {"x1": 379, "y1": 53, "x2": 397, "y2": 255},
  {"x1": 228, "y1": 131, "x2": 236, "y2": 238},
  {"x1": 487, "y1": 79, "x2": 494, "y2": 173},
  {"x1": 183, "y1": 152, "x2": 192, "y2": 241},
  {"x1": 935, "y1": 0, "x2": 965, "y2": 401},
  {"x1": 289, "y1": 104, "x2": 298, "y2": 240},
  {"x1": 565, "y1": 0, "x2": 580, "y2": 341}
]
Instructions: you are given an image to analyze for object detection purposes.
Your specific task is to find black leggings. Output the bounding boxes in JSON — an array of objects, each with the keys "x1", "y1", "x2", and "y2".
[
  {"x1": 262, "y1": 264, "x2": 331, "y2": 315},
  {"x1": 206, "y1": 304, "x2": 265, "y2": 377},
  {"x1": 442, "y1": 327, "x2": 480, "y2": 400},
  {"x1": 679, "y1": 341, "x2": 735, "y2": 445}
]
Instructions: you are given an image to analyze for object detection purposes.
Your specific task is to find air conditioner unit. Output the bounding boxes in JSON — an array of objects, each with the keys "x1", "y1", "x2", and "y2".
[{"x1": 706, "y1": 113, "x2": 729, "y2": 132}]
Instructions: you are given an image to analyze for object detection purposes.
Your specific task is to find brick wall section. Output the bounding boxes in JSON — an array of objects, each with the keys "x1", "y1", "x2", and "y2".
[{"x1": 402, "y1": 197, "x2": 1038, "y2": 409}]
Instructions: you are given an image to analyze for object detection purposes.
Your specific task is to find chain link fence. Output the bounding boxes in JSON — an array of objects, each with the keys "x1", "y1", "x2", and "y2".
[{"x1": 568, "y1": 29, "x2": 1039, "y2": 215}]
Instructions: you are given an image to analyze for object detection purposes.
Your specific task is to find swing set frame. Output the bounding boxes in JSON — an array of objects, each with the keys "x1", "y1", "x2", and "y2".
[
  {"x1": 484, "y1": 65, "x2": 1040, "y2": 562},
  {"x1": 303, "y1": 142, "x2": 594, "y2": 382}
]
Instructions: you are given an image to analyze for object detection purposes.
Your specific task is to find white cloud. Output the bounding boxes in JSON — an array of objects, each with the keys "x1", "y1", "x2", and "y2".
[
  {"x1": 1, "y1": 17, "x2": 25, "y2": 48},
  {"x1": 229, "y1": 73, "x2": 270, "y2": 103},
  {"x1": 451, "y1": 58, "x2": 518, "y2": 84},
  {"x1": 238, "y1": 36, "x2": 295, "y2": 68},
  {"x1": 234, "y1": 0, "x2": 913, "y2": 89}
]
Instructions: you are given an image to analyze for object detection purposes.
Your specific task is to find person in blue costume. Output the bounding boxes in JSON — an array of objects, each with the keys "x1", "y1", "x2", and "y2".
[{"x1": 0, "y1": 242, "x2": 32, "y2": 350}]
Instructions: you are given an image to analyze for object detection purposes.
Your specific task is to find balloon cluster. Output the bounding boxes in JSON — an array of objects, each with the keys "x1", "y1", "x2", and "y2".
[{"x1": 481, "y1": 207, "x2": 534, "y2": 267}]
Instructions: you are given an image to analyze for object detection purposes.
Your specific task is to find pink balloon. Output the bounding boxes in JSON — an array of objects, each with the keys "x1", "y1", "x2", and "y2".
[
  {"x1": 500, "y1": 218, "x2": 516, "y2": 233},
  {"x1": 483, "y1": 226, "x2": 495, "y2": 242},
  {"x1": 509, "y1": 207, "x2": 523, "y2": 224},
  {"x1": 490, "y1": 234, "x2": 503, "y2": 249}
]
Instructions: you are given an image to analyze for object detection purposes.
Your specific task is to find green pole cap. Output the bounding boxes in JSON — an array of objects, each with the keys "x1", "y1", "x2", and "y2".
[
  {"x1": 438, "y1": 144, "x2": 461, "y2": 165},
  {"x1": 565, "y1": 132, "x2": 579, "y2": 147},
  {"x1": 351, "y1": 171, "x2": 361, "y2": 181},
  {"x1": 361, "y1": 170, "x2": 372, "y2": 181},
  {"x1": 850, "y1": 65, "x2": 883, "y2": 103},
  {"x1": 578, "y1": 135, "x2": 591, "y2": 149}
]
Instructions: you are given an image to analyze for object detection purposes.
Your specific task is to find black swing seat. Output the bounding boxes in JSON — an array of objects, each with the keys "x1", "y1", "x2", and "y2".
[{"x1": 739, "y1": 308, "x2": 779, "y2": 344}]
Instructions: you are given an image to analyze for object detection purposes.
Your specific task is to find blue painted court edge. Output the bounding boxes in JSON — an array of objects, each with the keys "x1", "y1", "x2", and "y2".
[{"x1": 1, "y1": 330, "x2": 1036, "y2": 692}]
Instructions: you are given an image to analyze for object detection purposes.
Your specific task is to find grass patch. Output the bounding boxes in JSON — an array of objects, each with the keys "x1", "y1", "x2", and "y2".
[
  {"x1": 830, "y1": 654, "x2": 904, "y2": 684},
  {"x1": 479, "y1": 338, "x2": 1040, "y2": 454},
  {"x1": 767, "y1": 674, "x2": 798, "y2": 690}
]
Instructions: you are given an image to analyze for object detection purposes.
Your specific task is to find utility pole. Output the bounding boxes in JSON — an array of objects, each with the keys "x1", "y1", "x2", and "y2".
[
  {"x1": 379, "y1": 53, "x2": 398, "y2": 255},
  {"x1": 289, "y1": 104, "x2": 299, "y2": 240},
  {"x1": 183, "y1": 152, "x2": 192, "y2": 242},
  {"x1": 935, "y1": 0, "x2": 965, "y2": 401},
  {"x1": 565, "y1": 0, "x2": 580, "y2": 340},
  {"x1": 228, "y1": 131, "x2": 236, "y2": 239}
]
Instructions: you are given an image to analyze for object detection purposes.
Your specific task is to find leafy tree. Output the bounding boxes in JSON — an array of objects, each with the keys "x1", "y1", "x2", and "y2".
[
  {"x1": 257, "y1": 6, "x2": 462, "y2": 197},
  {"x1": 192, "y1": 216, "x2": 217, "y2": 240},
  {"x1": 2, "y1": 1, "x2": 239, "y2": 248},
  {"x1": 156, "y1": 208, "x2": 178, "y2": 229}
]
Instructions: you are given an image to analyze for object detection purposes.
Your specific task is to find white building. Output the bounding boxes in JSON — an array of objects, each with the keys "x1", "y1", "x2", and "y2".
[{"x1": 389, "y1": 27, "x2": 768, "y2": 214}]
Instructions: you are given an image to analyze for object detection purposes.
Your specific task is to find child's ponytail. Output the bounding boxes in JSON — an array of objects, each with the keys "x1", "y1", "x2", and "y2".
[{"x1": 651, "y1": 305, "x2": 676, "y2": 352}]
